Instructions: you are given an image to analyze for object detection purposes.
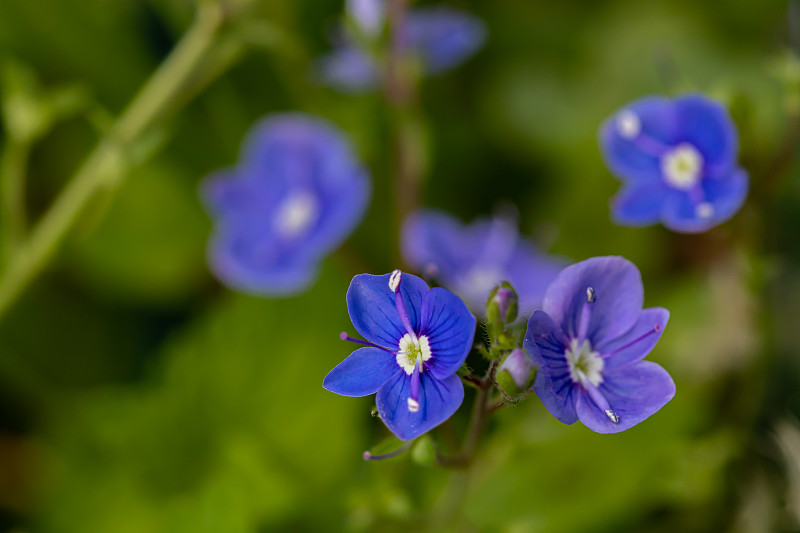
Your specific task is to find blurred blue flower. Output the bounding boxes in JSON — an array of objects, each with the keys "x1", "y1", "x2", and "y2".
[
  {"x1": 317, "y1": 5, "x2": 486, "y2": 93},
  {"x1": 599, "y1": 94, "x2": 748, "y2": 233},
  {"x1": 523, "y1": 256, "x2": 675, "y2": 433},
  {"x1": 401, "y1": 209, "x2": 565, "y2": 315},
  {"x1": 324, "y1": 270, "x2": 476, "y2": 441},
  {"x1": 201, "y1": 114, "x2": 370, "y2": 296}
]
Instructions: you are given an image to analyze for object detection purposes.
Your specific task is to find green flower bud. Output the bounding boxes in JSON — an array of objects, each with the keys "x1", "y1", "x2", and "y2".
[
  {"x1": 486, "y1": 282, "x2": 518, "y2": 325},
  {"x1": 496, "y1": 348, "x2": 536, "y2": 397}
]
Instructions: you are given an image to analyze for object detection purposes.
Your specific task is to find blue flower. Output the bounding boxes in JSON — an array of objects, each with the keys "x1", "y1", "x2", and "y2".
[
  {"x1": 401, "y1": 209, "x2": 565, "y2": 315},
  {"x1": 201, "y1": 114, "x2": 370, "y2": 296},
  {"x1": 599, "y1": 94, "x2": 748, "y2": 233},
  {"x1": 523, "y1": 257, "x2": 675, "y2": 433},
  {"x1": 324, "y1": 270, "x2": 476, "y2": 440},
  {"x1": 317, "y1": 5, "x2": 486, "y2": 93}
]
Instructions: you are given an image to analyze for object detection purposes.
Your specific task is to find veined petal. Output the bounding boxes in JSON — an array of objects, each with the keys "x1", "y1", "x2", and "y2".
[
  {"x1": 542, "y1": 257, "x2": 643, "y2": 346},
  {"x1": 575, "y1": 360, "x2": 675, "y2": 433},
  {"x1": 323, "y1": 347, "x2": 401, "y2": 397},
  {"x1": 347, "y1": 272, "x2": 429, "y2": 348},
  {"x1": 673, "y1": 94, "x2": 738, "y2": 171},
  {"x1": 611, "y1": 182, "x2": 668, "y2": 227},
  {"x1": 524, "y1": 310, "x2": 577, "y2": 424},
  {"x1": 600, "y1": 307, "x2": 669, "y2": 370},
  {"x1": 419, "y1": 287, "x2": 476, "y2": 380},
  {"x1": 376, "y1": 372, "x2": 464, "y2": 441}
]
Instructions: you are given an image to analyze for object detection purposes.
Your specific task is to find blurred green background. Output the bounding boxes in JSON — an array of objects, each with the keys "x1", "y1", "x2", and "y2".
[{"x1": 1, "y1": 0, "x2": 799, "y2": 531}]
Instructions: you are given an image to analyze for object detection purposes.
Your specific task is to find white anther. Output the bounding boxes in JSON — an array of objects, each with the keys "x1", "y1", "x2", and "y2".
[
  {"x1": 616, "y1": 110, "x2": 641, "y2": 139},
  {"x1": 696, "y1": 202, "x2": 714, "y2": 219},
  {"x1": 389, "y1": 269, "x2": 402, "y2": 292},
  {"x1": 407, "y1": 398, "x2": 420, "y2": 412}
]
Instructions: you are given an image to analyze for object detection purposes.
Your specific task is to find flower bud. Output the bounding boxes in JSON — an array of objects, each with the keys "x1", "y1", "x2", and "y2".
[
  {"x1": 496, "y1": 348, "x2": 536, "y2": 397},
  {"x1": 486, "y1": 282, "x2": 518, "y2": 325}
]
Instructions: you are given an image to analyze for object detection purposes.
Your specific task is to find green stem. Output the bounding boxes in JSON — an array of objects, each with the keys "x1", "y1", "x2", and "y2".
[
  {"x1": 0, "y1": 2, "x2": 227, "y2": 320},
  {"x1": 0, "y1": 140, "x2": 30, "y2": 263}
]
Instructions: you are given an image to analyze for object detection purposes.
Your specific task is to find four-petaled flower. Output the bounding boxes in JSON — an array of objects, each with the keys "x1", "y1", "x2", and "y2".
[
  {"x1": 324, "y1": 270, "x2": 476, "y2": 440},
  {"x1": 599, "y1": 94, "x2": 748, "y2": 233},
  {"x1": 201, "y1": 113, "x2": 370, "y2": 296},
  {"x1": 317, "y1": 4, "x2": 486, "y2": 93},
  {"x1": 401, "y1": 209, "x2": 565, "y2": 315},
  {"x1": 523, "y1": 256, "x2": 675, "y2": 433}
]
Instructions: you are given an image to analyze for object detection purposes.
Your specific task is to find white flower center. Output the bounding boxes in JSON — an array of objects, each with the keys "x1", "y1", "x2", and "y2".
[
  {"x1": 661, "y1": 143, "x2": 703, "y2": 190},
  {"x1": 274, "y1": 192, "x2": 318, "y2": 237},
  {"x1": 616, "y1": 110, "x2": 641, "y2": 139},
  {"x1": 396, "y1": 333, "x2": 432, "y2": 375},
  {"x1": 565, "y1": 338, "x2": 604, "y2": 387}
]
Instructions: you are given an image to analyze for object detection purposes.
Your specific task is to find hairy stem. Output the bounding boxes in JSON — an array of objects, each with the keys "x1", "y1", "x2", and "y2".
[
  {"x1": 0, "y1": 141, "x2": 30, "y2": 263},
  {"x1": 0, "y1": 2, "x2": 231, "y2": 320}
]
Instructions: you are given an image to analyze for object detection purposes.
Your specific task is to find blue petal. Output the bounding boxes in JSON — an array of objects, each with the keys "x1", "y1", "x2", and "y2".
[
  {"x1": 542, "y1": 257, "x2": 644, "y2": 347},
  {"x1": 599, "y1": 96, "x2": 679, "y2": 183},
  {"x1": 524, "y1": 310, "x2": 578, "y2": 425},
  {"x1": 406, "y1": 7, "x2": 486, "y2": 74},
  {"x1": 207, "y1": 228, "x2": 317, "y2": 296},
  {"x1": 611, "y1": 181, "x2": 668, "y2": 227},
  {"x1": 200, "y1": 171, "x2": 268, "y2": 218},
  {"x1": 599, "y1": 308, "x2": 669, "y2": 371},
  {"x1": 323, "y1": 347, "x2": 401, "y2": 397},
  {"x1": 302, "y1": 165, "x2": 370, "y2": 258},
  {"x1": 504, "y1": 241, "x2": 567, "y2": 315},
  {"x1": 661, "y1": 168, "x2": 748, "y2": 233},
  {"x1": 402, "y1": 209, "x2": 563, "y2": 313},
  {"x1": 347, "y1": 272, "x2": 430, "y2": 348},
  {"x1": 419, "y1": 287, "x2": 476, "y2": 380},
  {"x1": 376, "y1": 372, "x2": 464, "y2": 440},
  {"x1": 401, "y1": 209, "x2": 491, "y2": 290},
  {"x1": 673, "y1": 94, "x2": 738, "y2": 171},
  {"x1": 575, "y1": 361, "x2": 675, "y2": 433},
  {"x1": 316, "y1": 46, "x2": 379, "y2": 93},
  {"x1": 347, "y1": 0, "x2": 385, "y2": 36}
]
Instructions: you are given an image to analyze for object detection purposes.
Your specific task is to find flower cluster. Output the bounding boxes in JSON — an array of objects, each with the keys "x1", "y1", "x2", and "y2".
[{"x1": 194, "y1": 2, "x2": 756, "y2": 459}]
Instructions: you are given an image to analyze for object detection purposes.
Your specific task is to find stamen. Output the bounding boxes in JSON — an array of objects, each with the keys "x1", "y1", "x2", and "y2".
[
  {"x1": 408, "y1": 360, "x2": 421, "y2": 412},
  {"x1": 600, "y1": 324, "x2": 662, "y2": 359},
  {"x1": 389, "y1": 269, "x2": 402, "y2": 293},
  {"x1": 695, "y1": 202, "x2": 714, "y2": 219},
  {"x1": 577, "y1": 287, "x2": 595, "y2": 342},
  {"x1": 340, "y1": 332, "x2": 396, "y2": 354},
  {"x1": 363, "y1": 440, "x2": 414, "y2": 461},
  {"x1": 389, "y1": 270, "x2": 417, "y2": 338},
  {"x1": 585, "y1": 382, "x2": 619, "y2": 425},
  {"x1": 616, "y1": 110, "x2": 641, "y2": 139}
]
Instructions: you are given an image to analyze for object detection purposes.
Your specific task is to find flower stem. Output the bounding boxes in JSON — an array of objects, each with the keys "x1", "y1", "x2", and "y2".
[
  {"x1": 385, "y1": 0, "x2": 424, "y2": 266},
  {"x1": 0, "y1": 140, "x2": 30, "y2": 264},
  {"x1": 0, "y1": 2, "x2": 230, "y2": 320}
]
